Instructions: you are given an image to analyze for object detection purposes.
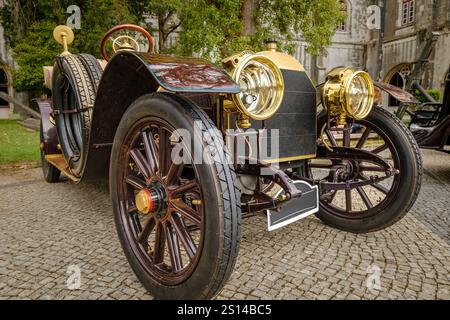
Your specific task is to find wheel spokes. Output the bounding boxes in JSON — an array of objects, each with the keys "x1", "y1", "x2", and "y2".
[
  {"x1": 127, "y1": 205, "x2": 138, "y2": 214},
  {"x1": 141, "y1": 131, "x2": 158, "y2": 175},
  {"x1": 325, "y1": 129, "x2": 338, "y2": 146},
  {"x1": 137, "y1": 217, "x2": 156, "y2": 245},
  {"x1": 356, "y1": 128, "x2": 371, "y2": 148},
  {"x1": 372, "y1": 143, "x2": 388, "y2": 154},
  {"x1": 166, "y1": 222, "x2": 183, "y2": 272},
  {"x1": 171, "y1": 214, "x2": 197, "y2": 261},
  {"x1": 360, "y1": 173, "x2": 390, "y2": 194},
  {"x1": 171, "y1": 199, "x2": 201, "y2": 225},
  {"x1": 310, "y1": 117, "x2": 400, "y2": 217},
  {"x1": 158, "y1": 129, "x2": 170, "y2": 177},
  {"x1": 343, "y1": 128, "x2": 351, "y2": 147},
  {"x1": 356, "y1": 186, "x2": 373, "y2": 209},
  {"x1": 171, "y1": 179, "x2": 198, "y2": 197},
  {"x1": 125, "y1": 175, "x2": 146, "y2": 189},
  {"x1": 130, "y1": 148, "x2": 152, "y2": 181},
  {"x1": 372, "y1": 182, "x2": 390, "y2": 194},
  {"x1": 330, "y1": 190, "x2": 338, "y2": 203},
  {"x1": 345, "y1": 189, "x2": 352, "y2": 212},
  {"x1": 121, "y1": 119, "x2": 206, "y2": 281},
  {"x1": 153, "y1": 223, "x2": 166, "y2": 264},
  {"x1": 130, "y1": 212, "x2": 142, "y2": 234},
  {"x1": 165, "y1": 162, "x2": 184, "y2": 186},
  {"x1": 359, "y1": 165, "x2": 387, "y2": 172}
]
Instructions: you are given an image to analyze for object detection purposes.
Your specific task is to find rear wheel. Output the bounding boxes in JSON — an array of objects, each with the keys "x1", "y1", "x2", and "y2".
[
  {"x1": 110, "y1": 93, "x2": 241, "y2": 299},
  {"x1": 305, "y1": 107, "x2": 422, "y2": 233}
]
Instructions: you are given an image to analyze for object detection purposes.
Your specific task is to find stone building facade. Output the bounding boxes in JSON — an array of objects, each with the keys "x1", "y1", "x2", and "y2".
[
  {"x1": 0, "y1": 0, "x2": 449, "y2": 119},
  {"x1": 295, "y1": 0, "x2": 371, "y2": 84},
  {"x1": 0, "y1": 0, "x2": 14, "y2": 119},
  {"x1": 297, "y1": 0, "x2": 450, "y2": 101}
]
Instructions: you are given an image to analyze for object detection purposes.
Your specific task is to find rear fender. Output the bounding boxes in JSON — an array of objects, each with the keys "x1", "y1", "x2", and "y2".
[{"x1": 34, "y1": 99, "x2": 60, "y2": 155}]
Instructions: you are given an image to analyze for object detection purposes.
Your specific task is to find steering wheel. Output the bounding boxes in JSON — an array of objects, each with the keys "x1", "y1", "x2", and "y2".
[{"x1": 100, "y1": 24, "x2": 154, "y2": 61}]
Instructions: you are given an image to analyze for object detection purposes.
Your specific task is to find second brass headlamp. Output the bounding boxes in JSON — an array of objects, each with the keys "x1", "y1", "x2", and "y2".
[{"x1": 322, "y1": 67, "x2": 374, "y2": 122}]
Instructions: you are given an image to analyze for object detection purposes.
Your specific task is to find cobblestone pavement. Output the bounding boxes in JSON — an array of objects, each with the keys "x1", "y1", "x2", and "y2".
[{"x1": 0, "y1": 149, "x2": 448, "y2": 300}]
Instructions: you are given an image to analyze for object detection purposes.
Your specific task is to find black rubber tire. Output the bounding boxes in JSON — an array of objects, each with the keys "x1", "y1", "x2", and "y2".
[
  {"x1": 313, "y1": 106, "x2": 423, "y2": 233},
  {"x1": 52, "y1": 54, "x2": 96, "y2": 177},
  {"x1": 39, "y1": 121, "x2": 60, "y2": 183},
  {"x1": 110, "y1": 93, "x2": 241, "y2": 299},
  {"x1": 77, "y1": 53, "x2": 103, "y2": 93}
]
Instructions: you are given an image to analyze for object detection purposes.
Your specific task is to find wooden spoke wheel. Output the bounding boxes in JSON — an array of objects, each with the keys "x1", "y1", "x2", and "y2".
[
  {"x1": 110, "y1": 93, "x2": 241, "y2": 299},
  {"x1": 305, "y1": 107, "x2": 422, "y2": 233},
  {"x1": 119, "y1": 118, "x2": 203, "y2": 284}
]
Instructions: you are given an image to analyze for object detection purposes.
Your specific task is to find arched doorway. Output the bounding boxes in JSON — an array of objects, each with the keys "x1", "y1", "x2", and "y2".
[
  {"x1": 0, "y1": 67, "x2": 12, "y2": 119},
  {"x1": 384, "y1": 63, "x2": 412, "y2": 106}
]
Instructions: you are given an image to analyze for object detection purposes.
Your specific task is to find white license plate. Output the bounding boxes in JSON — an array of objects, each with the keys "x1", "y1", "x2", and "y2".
[{"x1": 267, "y1": 180, "x2": 319, "y2": 231}]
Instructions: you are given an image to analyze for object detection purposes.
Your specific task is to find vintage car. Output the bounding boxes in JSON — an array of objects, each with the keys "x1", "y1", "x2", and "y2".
[
  {"x1": 373, "y1": 73, "x2": 450, "y2": 153},
  {"x1": 37, "y1": 25, "x2": 422, "y2": 299},
  {"x1": 407, "y1": 70, "x2": 450, "y2": 153}
]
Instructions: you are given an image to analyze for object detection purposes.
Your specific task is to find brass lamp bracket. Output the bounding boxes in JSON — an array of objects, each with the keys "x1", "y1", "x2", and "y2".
[{"x1": 53, "y1": 25, "x2": 75, "y2": 55}]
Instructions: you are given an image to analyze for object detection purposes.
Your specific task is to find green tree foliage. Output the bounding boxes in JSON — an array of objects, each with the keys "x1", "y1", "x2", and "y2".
[
  {"x1": 175, "y1": 1, "x2": 245, "y2": 59},
  {"x1": 413, "y1": 89, "x2": 441, "y2": 103},
  {"x1": 1, "y1": 0, "x2": 345, "y2": 92},
  {"x1": 145, "y1": 0, "x2": 183, "y2": 51},
  {"x1": 148, "y1": 0, "x2": 345, "y2": 60},
  {"x1": 0, "y1": 0, "x2": 139, "y2": 92},
  {"x1": 256, "y1": 0, "x2": 346, "y2": 55}
]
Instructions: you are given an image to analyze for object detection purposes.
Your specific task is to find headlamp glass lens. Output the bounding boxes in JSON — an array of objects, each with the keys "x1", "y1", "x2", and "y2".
[
  {"x1": 348, "y1": 74, "x2": 369, "y2": 117},
  {"x1": 238, "y1": 60, "x2": 278, "y2": 118}
]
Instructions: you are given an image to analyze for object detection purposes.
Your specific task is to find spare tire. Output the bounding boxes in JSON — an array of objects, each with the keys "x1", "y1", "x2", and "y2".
[
  {"x1": 77, "y1": 53, "x2": 103, "y2": 93},
  {"x1": 52, "y1": 54, "x2": 96, "y2": 178}
]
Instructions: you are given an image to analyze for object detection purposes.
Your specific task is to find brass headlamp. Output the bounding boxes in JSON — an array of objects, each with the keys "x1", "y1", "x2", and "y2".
[
  {"x1": 223, "y1": 51, "x2": 284, "y2": 126},
  {"x1": 322, "y1": 67, "x2": 374, "y2": 123}
]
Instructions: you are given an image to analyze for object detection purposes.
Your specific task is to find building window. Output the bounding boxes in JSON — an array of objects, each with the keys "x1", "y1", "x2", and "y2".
[
  {"x1": 337, "y1": 0, "x2": 348, "y2": 32},
  {"x1": 401, "y1": 0, "x2": 415, "y2": 26}
]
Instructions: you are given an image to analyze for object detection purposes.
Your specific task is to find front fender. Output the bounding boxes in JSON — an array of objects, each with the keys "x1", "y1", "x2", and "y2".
[
  {"x1": 373, "y1": 81, "x2": 419, "y2": 104},
  {"x1": 133, "y1": 53, "x2": 240, "y2": 93},
  {"x1": 83, "y1": 52, "x2": 239, "y2": 180}
]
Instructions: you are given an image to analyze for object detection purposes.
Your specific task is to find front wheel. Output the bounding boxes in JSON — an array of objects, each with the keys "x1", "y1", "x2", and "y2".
[
  {"x1": 110, "y1": 93, "x2": 241, "y2": 299},
  {"x1": 305, "y1": 106, "x2": 422, "y2": 233}
]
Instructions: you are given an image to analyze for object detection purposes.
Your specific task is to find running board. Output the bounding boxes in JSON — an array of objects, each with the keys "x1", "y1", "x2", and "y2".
[{"x1": 44, "y1": 154, "x2": 80, "y2": 182}]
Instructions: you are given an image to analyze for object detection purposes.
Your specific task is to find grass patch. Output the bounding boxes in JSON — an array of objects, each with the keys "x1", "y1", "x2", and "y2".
[{"x1": 0, "y1": 120, "x2": 40, "y2": 165}]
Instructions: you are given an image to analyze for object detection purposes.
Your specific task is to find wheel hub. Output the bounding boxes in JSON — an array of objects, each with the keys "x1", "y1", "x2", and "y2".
[{"x1": 135, "y1": 185, "x2": 167, "y2": 216}]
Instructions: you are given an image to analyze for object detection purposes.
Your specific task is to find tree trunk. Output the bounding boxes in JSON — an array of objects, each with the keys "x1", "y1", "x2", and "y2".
[
  {"x1": 241, "y1": 0, "x2": 257, "y2": 36},
  {"x1": 158, "y1": 15, "x2": 166, "y2": 53}
]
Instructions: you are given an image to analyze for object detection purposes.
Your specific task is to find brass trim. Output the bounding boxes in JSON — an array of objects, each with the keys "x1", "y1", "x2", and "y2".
[
  {"x1": 53, "y1": 25, "x2": 74, "y2": 55},
  {"x1": 265, "y1": 153, "x2": 317, "y2": 164},
  {"x1": 343, "y1": 70, "x2": 374, "y2": 119},
  {"x1": 135, "y1": 190, "x2": 151, "y2": 214},
  {"x1": 44, "y1": 154, "x2": 80, "y2": 182},
  {"x1": 322, "y1": 67, "x2": 374, "y2": 121},
  {"x1": 44, "y1": 154, "x2": 64, "y2": 160},
  {"x1": 258, "y1": 51, "x2": 305, "y2": 72},
  {"x1": 229, "y1": 53, "x2": 285, "y2": 121}
]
